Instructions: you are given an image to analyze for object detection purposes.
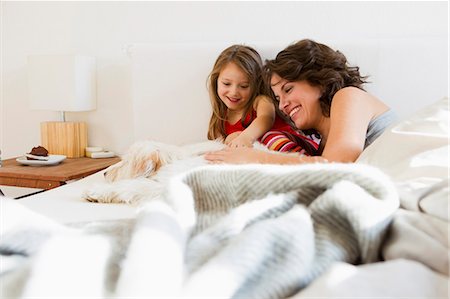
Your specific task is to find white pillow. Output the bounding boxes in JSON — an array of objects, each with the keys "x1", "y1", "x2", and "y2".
[{"x1": 357, "y1": 97, "x2": 449, "y2": 220}]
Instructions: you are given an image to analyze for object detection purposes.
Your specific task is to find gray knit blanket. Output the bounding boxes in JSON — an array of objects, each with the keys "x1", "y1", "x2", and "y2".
[{"x1": 0, "y1": 163, "x2": 399, "y2": 298}]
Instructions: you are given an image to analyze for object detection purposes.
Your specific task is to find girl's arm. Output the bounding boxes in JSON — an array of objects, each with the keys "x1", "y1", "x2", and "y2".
[{"x1": 228, "y1": 95, "x2": 275, "y2": 147}]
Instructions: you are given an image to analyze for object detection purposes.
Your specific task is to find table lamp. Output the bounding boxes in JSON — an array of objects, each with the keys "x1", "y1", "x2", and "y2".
[{"x1": 28, "y1": 55, "x2": 96, "y2": 158}]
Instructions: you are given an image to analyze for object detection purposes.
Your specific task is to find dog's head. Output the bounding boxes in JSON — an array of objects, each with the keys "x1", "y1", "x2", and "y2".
[{"x1": 104, "y1": 140, "x2": 177, "y2": 182}]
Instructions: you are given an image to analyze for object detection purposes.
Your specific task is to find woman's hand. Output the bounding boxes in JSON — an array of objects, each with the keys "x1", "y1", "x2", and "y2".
[{"x1": 205, "y1": 147, "x2": 272, "y2": 164}]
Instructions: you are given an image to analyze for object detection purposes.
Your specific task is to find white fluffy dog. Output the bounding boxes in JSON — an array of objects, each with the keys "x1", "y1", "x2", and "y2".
[{"x1": 82, "y1": 140, "x2": 227, "y2": 205}]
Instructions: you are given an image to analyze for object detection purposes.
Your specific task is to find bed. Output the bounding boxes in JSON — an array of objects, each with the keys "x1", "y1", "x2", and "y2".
[{"x1": 1, "y1": 41, "x2": 448, "y2": 298}]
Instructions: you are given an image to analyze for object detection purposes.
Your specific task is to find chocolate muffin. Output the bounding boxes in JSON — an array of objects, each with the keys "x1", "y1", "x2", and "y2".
[{"x1": 26, "y1": 146, "x2": 49, "y2": 160}]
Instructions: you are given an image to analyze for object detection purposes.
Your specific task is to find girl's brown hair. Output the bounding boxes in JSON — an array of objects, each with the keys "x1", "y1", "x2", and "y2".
[
  {"x1": 264, "y1": 39, "x2": 369, "y2": 117},
  {"x1": 207, "y1": 45, "x2": 266, "y2": 140}
]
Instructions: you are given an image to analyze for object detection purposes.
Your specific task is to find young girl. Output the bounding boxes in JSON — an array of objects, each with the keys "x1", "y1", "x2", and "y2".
[{"x1": 207, "y1": 44, "x2": 318, "y2": 155}]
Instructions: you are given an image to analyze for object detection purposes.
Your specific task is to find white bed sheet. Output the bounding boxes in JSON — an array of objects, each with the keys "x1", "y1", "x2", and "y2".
[
  {"x1": 15, "y1": 170, "x2": 136, "y2": 224},
  {"x1": 357, "y1": 97, "x2": 449, "y2": 220}
]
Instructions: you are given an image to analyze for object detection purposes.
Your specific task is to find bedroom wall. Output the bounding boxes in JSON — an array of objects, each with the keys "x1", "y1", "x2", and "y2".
[{"x1": 1, "y1": 1, "x2": 448, "y2": 158}]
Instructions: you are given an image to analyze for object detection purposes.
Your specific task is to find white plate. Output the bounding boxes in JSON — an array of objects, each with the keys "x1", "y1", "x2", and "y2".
[{"x1": 16, "y1": 155, "x2": 67, "y2": 166}]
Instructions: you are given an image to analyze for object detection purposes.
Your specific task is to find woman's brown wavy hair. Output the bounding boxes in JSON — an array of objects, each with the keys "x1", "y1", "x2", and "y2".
[
  {"x1": 207, "y1": 45, "x2": 266, "y2": 140},
  {"x1": 264, "y1": 39, "x2": 369, "y2": 118}
]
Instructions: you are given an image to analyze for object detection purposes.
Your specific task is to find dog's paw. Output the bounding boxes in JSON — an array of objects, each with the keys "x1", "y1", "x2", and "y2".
[
  {"x1": 82, "y1": 183, "x2": 124, "y2": 204},
  {"x1": 82, "y1": 179, "x2": 165, "y2": 205}
]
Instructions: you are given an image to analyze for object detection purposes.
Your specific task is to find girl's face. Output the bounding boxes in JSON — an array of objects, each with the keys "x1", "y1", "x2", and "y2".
[
  {"x1": 270, "y1": 73, "x2": 322, "y2": 130},
  {"x1": 217, "y1": 62, "x2": 252, "y2": 112}
]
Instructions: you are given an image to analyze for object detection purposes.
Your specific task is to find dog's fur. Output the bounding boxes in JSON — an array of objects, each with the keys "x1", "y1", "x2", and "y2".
[{"x1": 82, "y1": 140, "x2": 229, "y2": 205}]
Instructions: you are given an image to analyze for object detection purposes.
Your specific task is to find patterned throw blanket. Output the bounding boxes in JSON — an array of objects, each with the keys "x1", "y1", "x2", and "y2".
[{"x1": 0, "y1": 163, "x2": 399, "y2": 298}]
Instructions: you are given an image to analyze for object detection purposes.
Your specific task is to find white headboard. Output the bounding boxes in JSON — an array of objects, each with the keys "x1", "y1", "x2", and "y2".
[{"x1": 129, "y1": 39, "x2": 448, "y2": 145}]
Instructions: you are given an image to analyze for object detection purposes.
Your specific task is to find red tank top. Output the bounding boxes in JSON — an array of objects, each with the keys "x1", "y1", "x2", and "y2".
[{"x1": 225, "y1": 110, "x2": 303, "y2": 138}]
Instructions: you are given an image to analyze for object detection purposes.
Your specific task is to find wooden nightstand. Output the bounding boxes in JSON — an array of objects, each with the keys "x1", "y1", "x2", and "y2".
[{"x1": 0, "y1": 156, "x2": 120, "y2": 198}]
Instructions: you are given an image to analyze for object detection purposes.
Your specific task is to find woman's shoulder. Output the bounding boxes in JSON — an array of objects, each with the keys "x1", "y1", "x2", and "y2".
[
  {"x1": 333, "y1": 87, "x2": 385, "y2": 106},
  {"x1": 334, "y1": 86, "x2": 367, "y2": 99},
  {"x1": 331, "y1": 87, "x2": 390, "y2": 118}
]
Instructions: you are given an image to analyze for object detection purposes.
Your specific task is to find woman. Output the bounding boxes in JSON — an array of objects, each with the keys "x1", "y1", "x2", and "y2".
[{"x1": 205, "y1": 39, "x2": 397, "y2": 164}]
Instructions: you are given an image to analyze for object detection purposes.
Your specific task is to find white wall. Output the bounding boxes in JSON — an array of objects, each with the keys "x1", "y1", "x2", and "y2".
[{"x1": 1, "y1": 1, "x2": 448, "y2": 158}]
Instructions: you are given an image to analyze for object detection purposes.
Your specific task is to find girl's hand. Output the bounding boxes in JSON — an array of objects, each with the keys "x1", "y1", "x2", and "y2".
[
  {"x1": 224, "y1": 132, "x2": 241, "y2": 146},
  {"x1": 228, "y1": 135, "x2": 254, "y2": 148},
  {"x1": 226, "y1": 132, "x2": 255, "y2": 148},
  {"x1": 205, "y1": 147, "x2": 269, "y2": 164}
]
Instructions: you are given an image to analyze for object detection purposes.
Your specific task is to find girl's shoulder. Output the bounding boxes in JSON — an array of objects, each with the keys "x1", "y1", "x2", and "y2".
[{"x1": 253, "y1": 94, "x2": 273, "y2": 109}]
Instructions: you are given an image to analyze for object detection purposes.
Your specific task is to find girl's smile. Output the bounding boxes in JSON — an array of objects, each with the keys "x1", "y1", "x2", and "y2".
[{"x1": 217, "y1": 62, "x2": 251, "y2": 112}]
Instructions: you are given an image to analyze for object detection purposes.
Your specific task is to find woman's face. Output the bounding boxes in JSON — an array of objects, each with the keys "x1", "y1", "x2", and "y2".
[
  {"x1": 217, "y1": 62, "x2": 252, "y2": 112},
  {"x1": 270, "y1": 73, "x2": 322, "y2": 130}
]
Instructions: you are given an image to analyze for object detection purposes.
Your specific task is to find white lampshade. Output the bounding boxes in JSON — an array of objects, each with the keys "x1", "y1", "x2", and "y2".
[
  {"x1": 28, "y1": 55, "x2": 97, "y2": 112},
  {"x1": 27, "y1": 55, "x2": 96, "y2": 158}
]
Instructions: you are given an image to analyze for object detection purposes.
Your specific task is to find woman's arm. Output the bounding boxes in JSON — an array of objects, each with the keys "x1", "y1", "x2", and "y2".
[
  {"x1": 321, "y1": 87, "x2": 381, "y2": 163},
  {"x1": 228, "y1": 95, "x2": 275, "y2": 147},
  {"x1": 205, "y1": 146, "x2": 327, "y2": 164}
]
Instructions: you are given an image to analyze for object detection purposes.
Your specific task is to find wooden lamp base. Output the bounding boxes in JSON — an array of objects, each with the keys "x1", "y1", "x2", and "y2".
[{"x1": 40, "y1": 121, "x2": 88, "y2": 158}]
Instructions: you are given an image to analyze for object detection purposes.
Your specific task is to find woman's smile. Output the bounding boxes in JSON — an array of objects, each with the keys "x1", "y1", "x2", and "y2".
[{"x1": 288, "y1": 106, "x2": 301, "y2": 120}]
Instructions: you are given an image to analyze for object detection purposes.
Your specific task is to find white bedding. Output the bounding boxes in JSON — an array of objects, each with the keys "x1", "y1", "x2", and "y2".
[
  {"x1": 357, "y1": 96, "x2": 449, "y2": 215},
  {"x1": 0, "y1": 160, "x2": 402, "y2": 298},
  {"x1": 1, "y1": 97, "x2": 448, "y2": 298},
  {"x1": 15, "y1": 170, "x2": 136, "y2": 224}
]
